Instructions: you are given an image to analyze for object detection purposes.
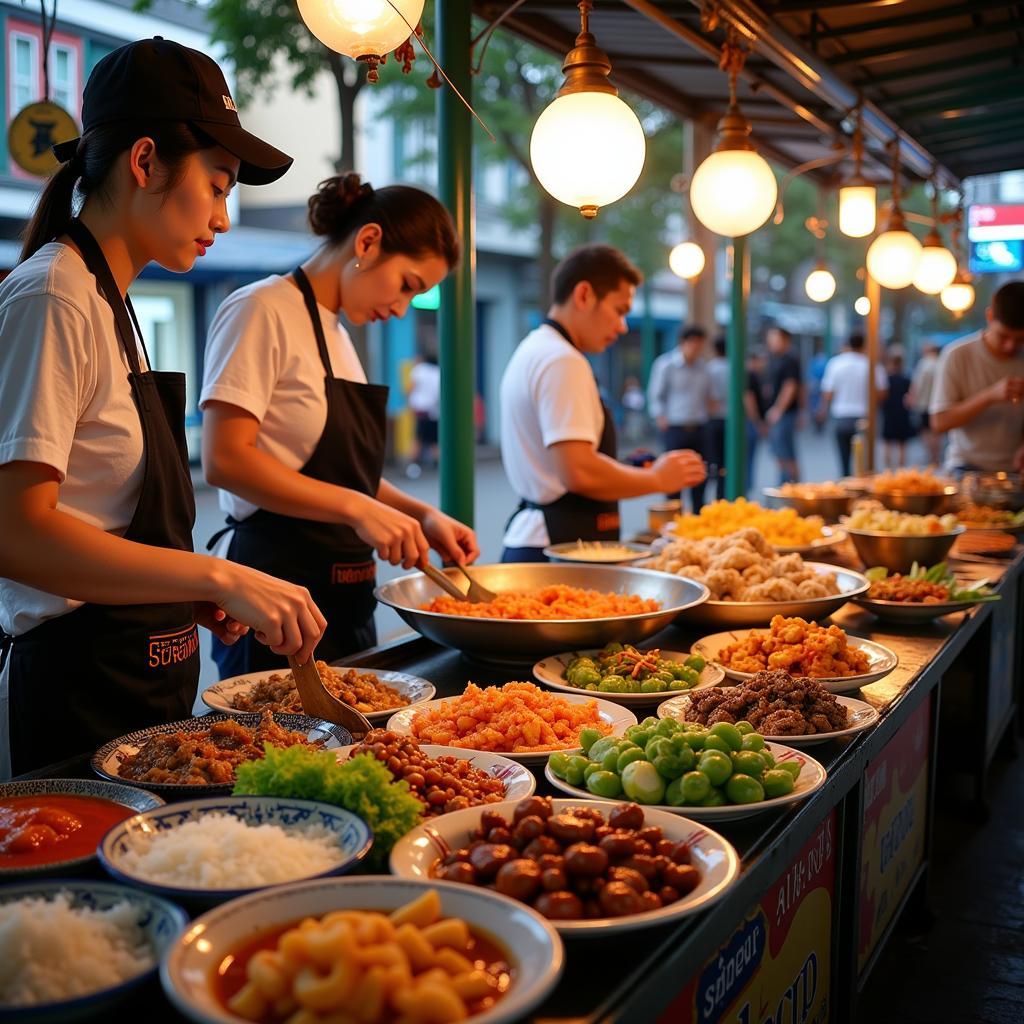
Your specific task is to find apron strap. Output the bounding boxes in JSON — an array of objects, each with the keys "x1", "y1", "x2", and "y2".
[
  {"x1": 206, "y1": 516, "x2": 242, "y2": 551},
  {"x1": 291, "y1": 267, "x2": 334, "y2": 376},
  {"x1": 0, "y1": 630, "x2": 11, "y2": 672},
  {"x1": 65, "y1": 219, "x2": 152, "y2": 376}
]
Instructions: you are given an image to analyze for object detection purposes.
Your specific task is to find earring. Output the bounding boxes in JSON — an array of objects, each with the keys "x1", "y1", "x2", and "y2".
[{"x1": 354, "y1": 260, "x2": 361, "y2": 271}]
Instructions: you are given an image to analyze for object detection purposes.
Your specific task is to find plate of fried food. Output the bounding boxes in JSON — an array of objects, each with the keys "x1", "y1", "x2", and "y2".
[
  {"x1": 763, "y1": 481, "x2": 855, "y2": 522},
  {"x1": 660, "y1": 498, "x2": 842, "y2": 555},
  {"x1": 643, "y1": 528, "x2": 867, "y2": 626},
  {"x1": 657, "y1": 669, "x2": 880, "y2": 746},
  {"x1": 852, "y1": 563, "x2": 1000, "y2": 623},
  {"x1": 386, "y1": 681, "x2": 636, "y2": 766},
  {"x1": 956, "y1": 502, "x2": 1024, "y2": 533},
  {"x1": 693, "y1": 615, "x2": 898, "y2": 693},
  {"x1": 200, "y1": 661, "x2": 435, "y2": 722},
  {"x1": 335, "y1": 729, "x2": 537, "y2": 815},
  {"x1": 868, "y1": 469, "x2": 959, "y2": 515},
  {"x1": 92, "y1": 712, "x2": 351, "y2": 795}
]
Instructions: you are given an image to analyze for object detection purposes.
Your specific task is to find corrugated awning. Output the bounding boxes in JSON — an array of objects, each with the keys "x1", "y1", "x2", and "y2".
[{"x1": 477, "y1": 0, "x2": 1024, "y2": 187}]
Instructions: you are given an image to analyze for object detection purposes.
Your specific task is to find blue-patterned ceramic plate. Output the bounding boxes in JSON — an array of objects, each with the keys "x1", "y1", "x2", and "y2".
[
  {"x1": 200, "y1": 665, "x2": 435, "y2": 721},
  {"x1": 98, "y1": 796, "x2": 372, "y2": 909},
  {"x1": 90, "y1": 713, "x2": 351, "y2": 796},
  {"x1": 0, "y1": 878, "x2": 186, "y2": 1023},
  {"x1": 0, "y1": 779, "x2": 164, "y2": 880}
]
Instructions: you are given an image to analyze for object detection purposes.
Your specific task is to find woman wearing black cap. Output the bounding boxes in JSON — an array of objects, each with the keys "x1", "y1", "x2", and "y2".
[
  {"x1": 0, "y1": 37, "x2": 325, "y2": 776},
  {"x1": 201, "y1": 173, "x2": 478, "y2": 676}
]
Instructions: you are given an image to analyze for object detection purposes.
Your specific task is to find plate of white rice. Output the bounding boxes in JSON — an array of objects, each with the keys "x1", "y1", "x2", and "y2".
[
  {"x1": 0, "y1": 879, "x2": 185, "y2": 1021},
  {"x1": 98, "y1": 795, "x2": 373, "y2": 908}
]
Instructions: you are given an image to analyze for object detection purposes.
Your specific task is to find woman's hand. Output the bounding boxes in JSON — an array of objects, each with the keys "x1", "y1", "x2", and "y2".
[
  {"x1": 347, "y1": 492, "x2": 431, "y2": 569},
  {"x1": 421, "y1": 509, "x2": 479, "y2": 565},
  {"x1": 195, "y1": 601, "x2": 249, "y2": 645},
  {"x1": 211, "y1": 563, "x2": 326, "y2": 664}
]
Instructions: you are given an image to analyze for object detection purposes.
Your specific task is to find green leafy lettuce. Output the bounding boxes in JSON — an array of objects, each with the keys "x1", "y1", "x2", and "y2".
[{"x1": 234, "y1": 745, "x2": 424, "y2": 870}]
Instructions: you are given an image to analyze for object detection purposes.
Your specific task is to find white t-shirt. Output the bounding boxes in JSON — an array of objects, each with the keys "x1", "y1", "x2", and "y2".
[
  {"x1": 821, "y1": 350, "x2": 889, "y2": 419},
  {"x1": 408, "y1": 361, "x2": 441, "y2": 418},
  {"x1": 0, "y1": 242, "x2": 148, "y2": 637},
  {"x1": 930, "y1": 331, "x2": 1024, "y2": 472},
  {"x1": 200, "y1": 274, "x2": 367, "y2": 524},
  {"x1": 500, "y1": 324, "x2": 604, "y2": 549}
]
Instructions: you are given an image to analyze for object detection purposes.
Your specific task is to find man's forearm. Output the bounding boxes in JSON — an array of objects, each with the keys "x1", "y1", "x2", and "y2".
[{"x1": 931, "y1": 392, "x2": 992, "y2": 433}]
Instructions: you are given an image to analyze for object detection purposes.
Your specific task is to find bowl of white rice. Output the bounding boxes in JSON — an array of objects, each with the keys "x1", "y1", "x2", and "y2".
[
  {"x1": 98, "y1": 795, "x2": 373, "y2": 908},
  {"x1": 0, "y1": 878, "x2": 186, "y2": 1022}
]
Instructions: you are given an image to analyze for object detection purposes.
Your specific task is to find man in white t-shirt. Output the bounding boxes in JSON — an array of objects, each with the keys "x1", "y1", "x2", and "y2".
[
  {"x1": 817, "y1": 333, "x2": 888, "y2": 477},
  {"x1": 500, "y1": 244, "x2": 706, "y2": 561},
  {"x1": 406, "y1": 354, "x2": 441, "y2": 475},
  {"x1": 930, "y1": 281, "x2": 1024, "y2": 474}
]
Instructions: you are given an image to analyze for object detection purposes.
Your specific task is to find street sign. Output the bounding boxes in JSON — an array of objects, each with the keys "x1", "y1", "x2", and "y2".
[{"x1": 8, "y1": 100, "x2": 79, "y2": 177}]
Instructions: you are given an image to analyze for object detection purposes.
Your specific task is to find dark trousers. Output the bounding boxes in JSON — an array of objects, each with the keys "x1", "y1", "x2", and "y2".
[
  {"x1": 662, "y1": 424, "x2": 707, "y2": 509},
  {"x1": 706, "y1": 418, "x2": 726, "y2": 499},
  {"x1": 833, "y1": 417, "x2": 860, "y2": 478},
  {"x1": 501, "y1": 546, "x2": 550, "y2": 563}
]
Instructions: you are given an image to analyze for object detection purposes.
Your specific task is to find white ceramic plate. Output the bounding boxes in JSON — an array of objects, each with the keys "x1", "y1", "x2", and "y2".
[
  {"x1": 532, "y1": 648, "x2": 725, "y2": 707},
  {"x1": 543, "y1": 742, "x2": 827, "y2": 822},
  {"x1": 161, "y1": 877, "x2": 564, "y2": 1024},
  {"x1": 334, "y1": 743, "x2": 537, "y2": 804},
  {"x1": 692, "y1": 630, "x2": 899, "y2": 693},
  {"x1": 851, "y1": 595, "x2": 994, "y2": 624},
  {"x1": 656, "y1": 693, "x2": 881, "y2": 747},
  {"x1": 386, "y1": 692, "x2": 637, "y2": 766},
  {"x1": 201, "y1": 665, "x2": 436, "y2": 722},
  {"x1": 389, "y1": 798, "x2": 740, "y2": 936}
]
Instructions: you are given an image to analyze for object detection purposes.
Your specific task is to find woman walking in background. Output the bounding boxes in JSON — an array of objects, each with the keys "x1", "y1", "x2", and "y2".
[{"x1": 881, "y1": 350, "x2": 916, "y2": 469}]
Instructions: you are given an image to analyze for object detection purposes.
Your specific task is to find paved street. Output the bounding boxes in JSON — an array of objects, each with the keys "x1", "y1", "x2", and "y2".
[{"x1": 191, "y1": 425, "x2": 932, "y2": 692}]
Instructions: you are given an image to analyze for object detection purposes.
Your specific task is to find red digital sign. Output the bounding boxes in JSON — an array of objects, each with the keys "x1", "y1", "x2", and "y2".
[{"x1": 968, "y1": 204, "x2": 1024, "y2": 242}]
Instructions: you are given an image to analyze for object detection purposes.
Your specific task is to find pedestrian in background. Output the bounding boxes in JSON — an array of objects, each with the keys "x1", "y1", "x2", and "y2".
[
  {"x1": 818, "y1": 334, "x2": 889, "y2": 477},
  {"x1": 705, "y1": 335, "x2": 728, "y2": 499},
  {"x1": 807, "y1": 339, "x2": 828, "y2": 432},
  {"x1": 909, "y1": 343, "x2": 942, "y2": 466},
  {"x1": 621, "y1": 375, "x2": 647, "y2": 444},
  {"x1": 407, "y1": 352, "x2": 441, "y2": 478},
  {"x1": 762, "y1": 326, "x2": 801, "y2": 484},
  {"x1": 881, "y1": 349, "x2": 915, "y2": 469},
  {"x1": 744, "y1": 347, "x2": 769, "y2": 493},
  {"x1": 648, "y1": 325, "x2": 711, "y2": 510}
]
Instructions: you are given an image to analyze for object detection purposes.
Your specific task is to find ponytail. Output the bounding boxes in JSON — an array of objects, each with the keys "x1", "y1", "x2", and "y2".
[
  {"x1": 19, "y1": 120, "x2": 208, "y2": 264},
  {"x1": 20, "y1": 159, "x2": 80, "y2": 262}
]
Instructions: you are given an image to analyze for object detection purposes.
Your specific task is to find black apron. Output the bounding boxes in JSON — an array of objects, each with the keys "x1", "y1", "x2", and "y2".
[
  {"x1": 508, "y1": 318, "x2": 621, "y2": 547},
  {"x1": 209, "y1": 267, "x2": 388, "y2": 677},
  {"x1": 4, "y1": 219, "x2": 199, "y2": 775}
]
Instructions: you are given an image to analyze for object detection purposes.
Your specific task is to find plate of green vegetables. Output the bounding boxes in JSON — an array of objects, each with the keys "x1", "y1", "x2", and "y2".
[{"x1": 852, "y1": 561, "x2": 1000, "y2": 624}]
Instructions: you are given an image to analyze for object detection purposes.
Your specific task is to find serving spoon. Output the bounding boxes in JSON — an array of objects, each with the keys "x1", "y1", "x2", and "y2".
[
  {"x1": 452, "y1": 563, "x2": 498, "y2": 603},
  {"x1": 288, "y1": 654, "x2": 372, "y2": 740}
]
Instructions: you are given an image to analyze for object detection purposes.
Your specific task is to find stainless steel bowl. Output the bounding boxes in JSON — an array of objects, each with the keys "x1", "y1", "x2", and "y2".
[
  {"x1": 844, "y1": 526, "x2": 965, "y2": 573},
  {"x1": 962, "y1": 472, "x2": 1024, "y2": 510},
  {"x1": 763, "y1": 487, "x2": 854, "y2": 523},
  {"x1": 646, "y1": 562, "x2": 868, "y2": 628},
  {"x1": 374, "y1": 563, "x2": 709, "y2": 665},
  {"x1": 872, "y1": 485, "x2": 958, "y2": 515}
]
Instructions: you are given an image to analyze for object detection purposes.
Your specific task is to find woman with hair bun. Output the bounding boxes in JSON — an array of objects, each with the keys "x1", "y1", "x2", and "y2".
[{"x1": 201, "y1": 172, "x2": 477, "y2": 675}]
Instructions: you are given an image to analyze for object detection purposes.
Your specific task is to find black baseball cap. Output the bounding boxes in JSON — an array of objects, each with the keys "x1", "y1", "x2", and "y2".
[{"x1": 52, "y1": 37, "x2": 292, "y2": 185}]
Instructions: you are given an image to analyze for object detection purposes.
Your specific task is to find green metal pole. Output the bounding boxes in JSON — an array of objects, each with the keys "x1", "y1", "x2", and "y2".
[
  {"x1": 640, "y1": 281, "x2": 656, "y2": 387},
  {"x1": 437, "y1": 0, "x2": 475, "y2": 527},
  {"x1": 725, "y1": 236, "x2": 750, "y2": 499},
  {"x1": 823, "y1": 300, "x2": 833, "y2": 357}
]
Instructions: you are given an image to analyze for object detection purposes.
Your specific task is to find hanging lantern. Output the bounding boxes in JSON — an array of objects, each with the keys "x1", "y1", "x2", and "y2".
[
  {"x1": 913, "y1": 227, "x2": 958, "y2": 294},
  {"x1": 530, "y1": 2, "x2": 645, "y2": 218},
  {"x1": 296, "y1": 0, "x2": 423, "y2": 79},
  {"x1": 839, "y1": 182, "x2": 876, "y2": 238},
  {"x1": 805, "y1": 264, "x2": 837, "y2": 302},
  {"x1": 689, "y1": 32, "x2": 776, "y2": 237},
  {"x1": 669, "y1": 242, "x2": 706, "y2": 279},
  {"x1": 866, "y1": 209, "x2": 922, "y2": 289},
  {"x1": 941, "y1": 270, "x2": 975, "y2": 314},
  {"x1": 855, "y1": 296, "x2": 871, "y2": 316}
]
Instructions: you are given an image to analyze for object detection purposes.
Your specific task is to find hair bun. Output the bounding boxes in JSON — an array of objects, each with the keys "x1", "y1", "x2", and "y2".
[{"x1": 308, "y1": 173, "x2": 374, "y2": 238}]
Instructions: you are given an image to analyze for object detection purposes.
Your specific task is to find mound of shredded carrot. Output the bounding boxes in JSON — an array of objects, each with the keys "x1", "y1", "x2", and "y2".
[
  {"x1": 408, "y1": 681, "x2": 611, "y2": 752},
  {"x1": 420, "y1": 584, "x2": 660, "y2": 620}
]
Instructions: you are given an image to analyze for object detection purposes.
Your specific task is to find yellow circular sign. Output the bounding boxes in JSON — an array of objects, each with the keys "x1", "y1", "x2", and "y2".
[{"x1": 8, "y1": 100, "x2": 79, "y2": 177}]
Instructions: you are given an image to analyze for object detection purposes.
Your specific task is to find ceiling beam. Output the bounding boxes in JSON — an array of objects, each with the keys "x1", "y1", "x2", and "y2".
[
  {"x1": 898, "y1": 87, "x2": 1024, "y2": 121},
  {"x1": 854, "y1": 46, "x2": 1023, "y2": 86},
  {"x1": 885, "y1": 68, "x2": 1024, "y2": 106},
  {"x1": 918, "y1": 109, "x2": 1024, "y2": 139},
  {"x1": 769, "y1": 0, "x2": 907, "y2": 12},
  {"x1": 830, "y1": 19, "x2": 1024, "y2": 66},
  {"x1": 798, "y1": 0, "x2": 1014, "y2": 40}
]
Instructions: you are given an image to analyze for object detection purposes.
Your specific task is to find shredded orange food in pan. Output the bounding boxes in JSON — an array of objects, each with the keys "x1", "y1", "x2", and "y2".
[
  {"x1": 421, "y1": 584, "x2": 659, "y2": 620},
  {"x1": 408, "y1": 681, "x2": 611, "y2": 752}
]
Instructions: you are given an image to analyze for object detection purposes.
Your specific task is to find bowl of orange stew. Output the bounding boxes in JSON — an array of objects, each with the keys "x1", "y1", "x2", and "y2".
[
  {"x1": 162, "y1": 877, "x2": 564, "y2": 1024},
  {"x1": 0, "y1": 779, "x2": 163, "y2": 879}
]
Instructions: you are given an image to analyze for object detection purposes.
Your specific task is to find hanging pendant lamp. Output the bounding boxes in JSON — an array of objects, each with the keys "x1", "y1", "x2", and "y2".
[
  {"x1": 530, "y1": 2, "x2": 646, "y2": 218},
  {"x1": 838, "y1": 107, "x2": 876, "y2": 238},
  {"x1": 866, "y1": 141, "x2": 921, "y2": 289}
]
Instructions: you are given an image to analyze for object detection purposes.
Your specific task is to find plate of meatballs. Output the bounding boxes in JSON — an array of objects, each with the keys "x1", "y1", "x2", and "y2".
[
  {"x1": 389, "y1": 796, "x2": 740, "y2": 935},
  {"x1": 657, "y1": 669, "x2": 880, "y2": 747}
]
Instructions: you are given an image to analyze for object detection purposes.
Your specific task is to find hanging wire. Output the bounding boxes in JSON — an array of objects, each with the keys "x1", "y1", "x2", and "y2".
[
  {"x1": 469, "y1": 0, "x2": 529, "y2": 74},
  {"x1": 385, "y1": 0, "x2": 496, "y2": 141},
  {"x1": 39, "y1": 0, "x2": 58, "y2": 102}
]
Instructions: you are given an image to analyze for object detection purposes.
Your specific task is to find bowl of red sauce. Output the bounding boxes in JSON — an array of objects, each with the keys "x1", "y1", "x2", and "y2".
[{"x1": 0, "y1": 779, "x2": 163, "y2": 879}]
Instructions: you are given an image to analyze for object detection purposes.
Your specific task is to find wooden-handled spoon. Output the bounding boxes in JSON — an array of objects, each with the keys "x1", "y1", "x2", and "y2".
[{"x1": 288, "y1": 654, "x2": 372, "y2": 740}]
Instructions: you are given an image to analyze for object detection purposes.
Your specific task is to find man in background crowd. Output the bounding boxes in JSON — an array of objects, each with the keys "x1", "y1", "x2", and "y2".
[
  {"x1": 705, "y1": 335, "x2": 729, "y2": 499},
  {"x1": 762, "y1": 326, "x2": 801, "y2": 484},
  {"x1": 909, "y1": 342, "x2": 942, "y2": 465}
]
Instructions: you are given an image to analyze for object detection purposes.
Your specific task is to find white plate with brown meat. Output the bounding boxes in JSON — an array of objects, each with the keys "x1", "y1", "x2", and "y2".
[{"x1": 656, "y1": 669, "x2": 880, "y2": 747}]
